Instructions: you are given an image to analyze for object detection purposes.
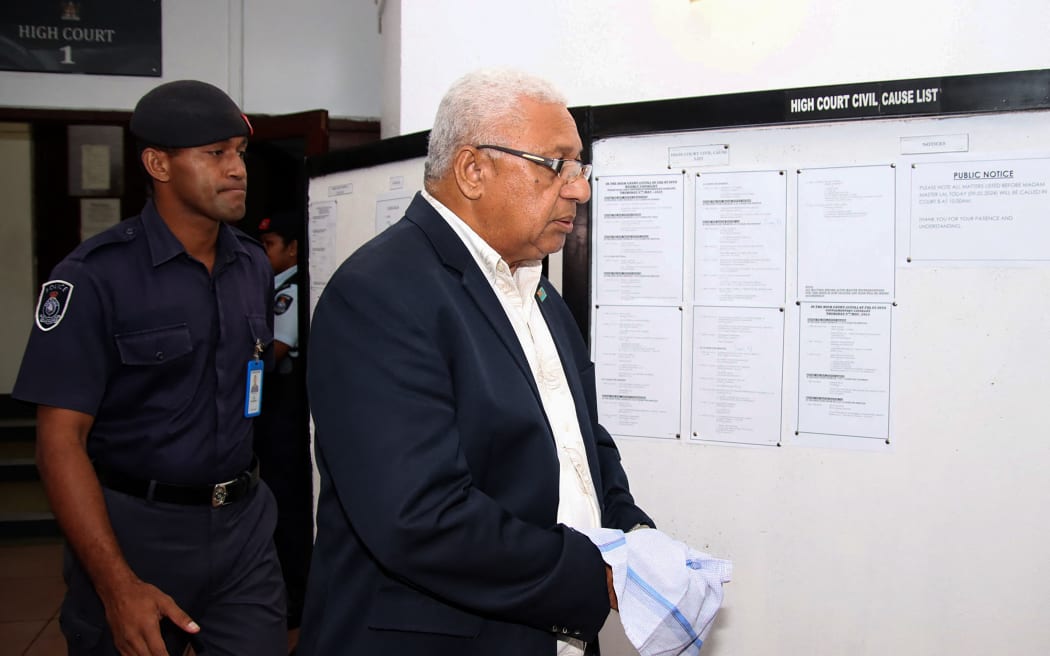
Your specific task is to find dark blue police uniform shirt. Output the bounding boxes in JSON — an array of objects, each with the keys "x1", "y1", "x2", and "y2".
[{"x1": 14, "y1": 200, "x2": 274, "y2": 485}]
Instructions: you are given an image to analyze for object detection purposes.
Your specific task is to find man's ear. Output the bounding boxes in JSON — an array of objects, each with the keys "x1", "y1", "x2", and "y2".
[
  {"x1": 288, "y1": 239, "x2": 299, "y2": 258},
  {"x1": 452, "y1": 146, "x2": 486, "y2": 200},
  {"x1": 140, "y1": 147, "x2": 172, "y2": 183}
]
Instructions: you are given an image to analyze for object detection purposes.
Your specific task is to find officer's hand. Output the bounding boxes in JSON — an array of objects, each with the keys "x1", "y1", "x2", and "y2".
[{"x1": 101, "y1": 577, "x2": 199, "y2": 656}]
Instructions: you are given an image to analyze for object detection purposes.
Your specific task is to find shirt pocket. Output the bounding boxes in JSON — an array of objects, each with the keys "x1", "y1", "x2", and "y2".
[
  {"x1": 246, "y1": 314, "x2": 273, "y2": 349},
  {"x1": 114, "y1": 324, "x2": 193, "y2": 365}
]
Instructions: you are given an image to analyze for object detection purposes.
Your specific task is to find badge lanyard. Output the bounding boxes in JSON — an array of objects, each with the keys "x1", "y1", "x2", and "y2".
[{"x1": 244, "y1": 338, "x2": 264, "y2": 417}]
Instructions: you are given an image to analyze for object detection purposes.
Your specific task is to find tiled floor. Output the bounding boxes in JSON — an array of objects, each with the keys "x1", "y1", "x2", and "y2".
[{"x1": 0, "y1": 539, "x2": 65, "y2": 656}]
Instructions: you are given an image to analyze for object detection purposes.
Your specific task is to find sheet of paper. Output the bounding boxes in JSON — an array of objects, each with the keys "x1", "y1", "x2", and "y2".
[
  {"x1": 797, "y1": 165, "x2": 895, "y2": 302},
  {"x1": 695, "y1": 170, "x2": 787, "y2": 307},
  {"x1": 909, "y1": 157, "x2": 1050, "y2": 262},
  {"x1": 81, "y1": 144, "x2": 111, "y2": 191},
  {"x1": 79, "y1": 198, "x2": 120, "y2": 241},
  {"x1": 375, "y1": 191, "x2": 412, "y2": 234},
  {"x1": 594, "y1": 174, "x2": 684, "y2": 304},
  {"x1": 669, "y1": 144, "x2": 729, "y2": 168},
  {"x1": 690, "y1": 306, "x2": 784, "y2": 445},
  {"x1": 594, "y1": 305, "x2": 682, "y2": 439},
  {"x1": 308, "y1": 200, "x2": 339, "y2": 312},
  {"x1": 797, "y1": 302, "x2": 891, "y2": 440}
]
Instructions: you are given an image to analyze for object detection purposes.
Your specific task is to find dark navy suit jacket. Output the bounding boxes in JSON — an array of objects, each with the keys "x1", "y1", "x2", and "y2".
[{"x1": 299, "y1": 193, "x2": 653, "y2": 655}]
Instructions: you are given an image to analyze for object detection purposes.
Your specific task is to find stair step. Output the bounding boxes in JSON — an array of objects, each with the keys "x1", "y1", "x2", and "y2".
[
  {"x1": 0, "y1": 480, "x2": 51, "y2": 514},
  {"x1": 0, "y1": 424, "x2": 34, "y2": 443},
  {"x1": 0, "y1": 440, "x2": 34, "y2": 458},
  {"x1": 0, "y1": 440, "x2": 38, "y2": 482},
  {"x1": 0, "y1": 459, "x2": 38, "y2": 482},
  {"x1": 0, "y1": 513, "x2": 60, "y2": 540},
  {"x1": 0, "y1": 404, "x2": 48, "y2": 541},
  {"x1": 0, "y1": 479, "x2": 57, "y2": 539}
]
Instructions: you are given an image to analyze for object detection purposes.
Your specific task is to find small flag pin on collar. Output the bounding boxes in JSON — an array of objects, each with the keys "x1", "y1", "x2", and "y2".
[{"x1": 536, "y1": 287, "x2": 548, "y2": 302}]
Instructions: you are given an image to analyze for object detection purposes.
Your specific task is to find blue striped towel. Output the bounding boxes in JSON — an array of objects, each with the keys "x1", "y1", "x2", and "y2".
[{"x1": 580, "y1": 527, "x2": 732, "y2": 655}]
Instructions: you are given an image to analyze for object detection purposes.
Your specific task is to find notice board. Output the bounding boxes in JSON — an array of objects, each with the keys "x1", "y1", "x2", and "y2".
[
  {"x1": 304, "y1": 132, "x2": 429, "y2": 315},
  {"x1": 580, "y1": 70, "x2": 1050, "y2": 656},
  {"x1": 304, "y1": 70, "x2": 1050, "y2": 656}
]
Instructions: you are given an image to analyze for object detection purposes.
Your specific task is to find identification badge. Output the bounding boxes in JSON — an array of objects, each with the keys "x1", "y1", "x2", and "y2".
[{"x1": 244, "y1": 359, "x2": 264, "y2": 417}]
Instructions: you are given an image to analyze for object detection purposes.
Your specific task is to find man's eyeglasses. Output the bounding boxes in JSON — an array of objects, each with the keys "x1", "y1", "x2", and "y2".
[{"x1": 477, "y1": 144, "x2": 592, "y2": 183}]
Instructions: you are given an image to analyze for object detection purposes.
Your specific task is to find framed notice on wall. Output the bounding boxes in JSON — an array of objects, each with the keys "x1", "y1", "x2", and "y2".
[
  {"x1": 68, "y1": 125, "x2": 124, "y2": 197},
  {"x1": 0, "y1": 1, "x2": 161, "y2": 77}
]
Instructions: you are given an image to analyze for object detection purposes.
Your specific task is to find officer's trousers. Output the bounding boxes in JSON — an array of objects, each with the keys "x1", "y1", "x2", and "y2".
[{"x1": 60, "y1": 481, "x2": 286, "y2": 655}]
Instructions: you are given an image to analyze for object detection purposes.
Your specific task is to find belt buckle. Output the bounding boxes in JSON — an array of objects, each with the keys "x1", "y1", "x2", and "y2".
[{"x1": 211, "y1": 482, "x2": 230, "y2": 507}]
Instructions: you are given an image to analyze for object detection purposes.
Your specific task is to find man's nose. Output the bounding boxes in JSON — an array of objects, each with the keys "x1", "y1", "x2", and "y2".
[
  {"x1": 228, "y1": 154, "x2": 246, "y2": 178},
  {"x1": 562, "y1": 175, "x2": 591, "y2": 203}
]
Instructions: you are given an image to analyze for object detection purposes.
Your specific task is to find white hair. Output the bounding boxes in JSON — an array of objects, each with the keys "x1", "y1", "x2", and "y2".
[{"x1": 424, "y1": 69, "x2": 567, "y2": 183}]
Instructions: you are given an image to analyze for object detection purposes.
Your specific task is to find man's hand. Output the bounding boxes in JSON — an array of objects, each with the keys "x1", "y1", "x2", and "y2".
[
  {"x1": 606, "y1": 565, "x2": 618, "y2": 611},
  {"x1": 99, "y1": 575, "x2": 199, "y2": 656}
]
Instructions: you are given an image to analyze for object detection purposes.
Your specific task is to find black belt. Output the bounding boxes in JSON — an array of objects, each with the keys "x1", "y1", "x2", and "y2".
[{"x1": 95, "y1": 458, "x2": 260, "y2": 508}]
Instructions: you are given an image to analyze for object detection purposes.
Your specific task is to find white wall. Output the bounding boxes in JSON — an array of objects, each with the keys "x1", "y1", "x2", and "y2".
[
  {"x1": 0, "y1": 0, "x2": 382, "y2": 119},
  {"x1": 0, "y1": 124, "x2": 34, "y2": 394},
  {"x1": 243, "y1": 0, "x2": 382, "y2": 118},
  {"x1": 387, "y1": 0, "x2": 1050, "y2": 134},
  {"x1": 380, "y1": 0, "x2": 403, "y2": 138}
]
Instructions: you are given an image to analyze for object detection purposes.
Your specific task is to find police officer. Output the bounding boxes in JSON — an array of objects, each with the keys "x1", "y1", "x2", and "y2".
[
  {"x1": 257, "y1": 211, "x2": 301, "y2": 372},
  {"x1": 255, "y1": 210, "x2": 312, "y2": 652},
  {"x1": 13, "y1": 80, "x2": 286, "y2": 656}
]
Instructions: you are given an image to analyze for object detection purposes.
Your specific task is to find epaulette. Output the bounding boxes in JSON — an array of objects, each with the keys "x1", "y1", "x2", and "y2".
[{"x1": 68, "y1": 217, "x2": 142, "y2": 262}]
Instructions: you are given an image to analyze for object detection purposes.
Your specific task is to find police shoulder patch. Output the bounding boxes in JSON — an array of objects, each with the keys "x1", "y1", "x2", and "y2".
[
  {"x1": 36, "y1": 280, "x2": 74, "y2": 332},
  {"x1": 274, "y1": 294, "x2": 294, "y2": 315}
]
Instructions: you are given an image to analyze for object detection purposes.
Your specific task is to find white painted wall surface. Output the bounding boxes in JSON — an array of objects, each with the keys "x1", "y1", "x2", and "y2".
[
  {"x1": 242, "y1": 0, "x2": 381, "y2": 118},
  {"x1": 388, "y1": 0, "x2": 1050, "y2": 134}
]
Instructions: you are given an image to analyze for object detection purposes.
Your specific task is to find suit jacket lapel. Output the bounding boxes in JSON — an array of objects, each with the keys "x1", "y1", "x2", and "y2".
[{"x1": 404, "y1": 194, "x2": 543, "y2": 405}]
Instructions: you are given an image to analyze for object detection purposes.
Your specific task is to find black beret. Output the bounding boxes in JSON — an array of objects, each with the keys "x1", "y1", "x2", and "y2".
[
  {"x1": 258, "y1": 210, "x2": 301, "y2": 242},
  {"x1": 130, "y1": 80, "x2": 252, "y2": 148}
]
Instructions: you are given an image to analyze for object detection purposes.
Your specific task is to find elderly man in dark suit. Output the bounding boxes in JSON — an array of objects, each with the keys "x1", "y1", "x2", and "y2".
[{"x1": 300, "y1": 68, "x2": 653, "y2": 656}]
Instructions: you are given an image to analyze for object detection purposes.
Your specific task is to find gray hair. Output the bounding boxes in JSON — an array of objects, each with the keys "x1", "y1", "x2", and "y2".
[{"x1": 424, "y1": 69, "x2": 567, "y2": 183}]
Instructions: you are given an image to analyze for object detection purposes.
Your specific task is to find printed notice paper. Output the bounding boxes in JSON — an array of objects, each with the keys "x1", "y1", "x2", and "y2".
[
  {"x1": 308, "y1": 200, "x2": 338, "y2": 311},
  {"x1": 797, "y1": 302, "x2": 891, "y2": 440},
  {"x1": 595, "y1": 174, "x2": 684, "y2": 304},
  {"x1": 695, "y1": 170, "x2": 787, "y2": 307},
  {"x1": 375, "y1": 191, "x2": 412, "y2": 235},
  {"x1": 909, "y1": 157, "x2": 1050, "y2": 262},
  {"x1": 595, "y1": 306, "x2": 682, "y2": 439},
  {"x1": 797, "y1": 165, "x2": 895, "y2": 302},
  {"x1": 690, "y1": 306, "x2": 784, "y2": 446}
]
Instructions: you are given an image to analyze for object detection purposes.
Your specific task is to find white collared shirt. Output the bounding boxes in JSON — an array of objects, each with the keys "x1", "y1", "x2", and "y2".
[{"x1": 422, "y1": 191, "x2": 600, "y2": 655}]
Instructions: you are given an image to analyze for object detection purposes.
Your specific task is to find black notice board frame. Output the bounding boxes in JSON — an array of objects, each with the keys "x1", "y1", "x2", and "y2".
[{"x1": 306, "y1": 130, "x2": 430, "y2": 180}]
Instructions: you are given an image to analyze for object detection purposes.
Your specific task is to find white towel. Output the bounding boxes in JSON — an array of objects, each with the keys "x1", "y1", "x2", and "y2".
[{"x1": 580, "y1": 527, "x2": 732, "y2": 656}]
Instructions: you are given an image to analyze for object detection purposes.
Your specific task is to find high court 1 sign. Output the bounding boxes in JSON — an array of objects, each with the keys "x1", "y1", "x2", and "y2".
[{"x1": 0, "y1": 1, "x2": 161, "y2": 77}]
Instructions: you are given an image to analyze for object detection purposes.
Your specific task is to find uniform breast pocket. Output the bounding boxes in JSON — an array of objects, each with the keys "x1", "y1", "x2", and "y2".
[
  {"x1": 114, "y1": 324, "x2": 193, "y2": 365},
  {"x1": 246, "y1": 314, "x2": 272, "y2": 349}
]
